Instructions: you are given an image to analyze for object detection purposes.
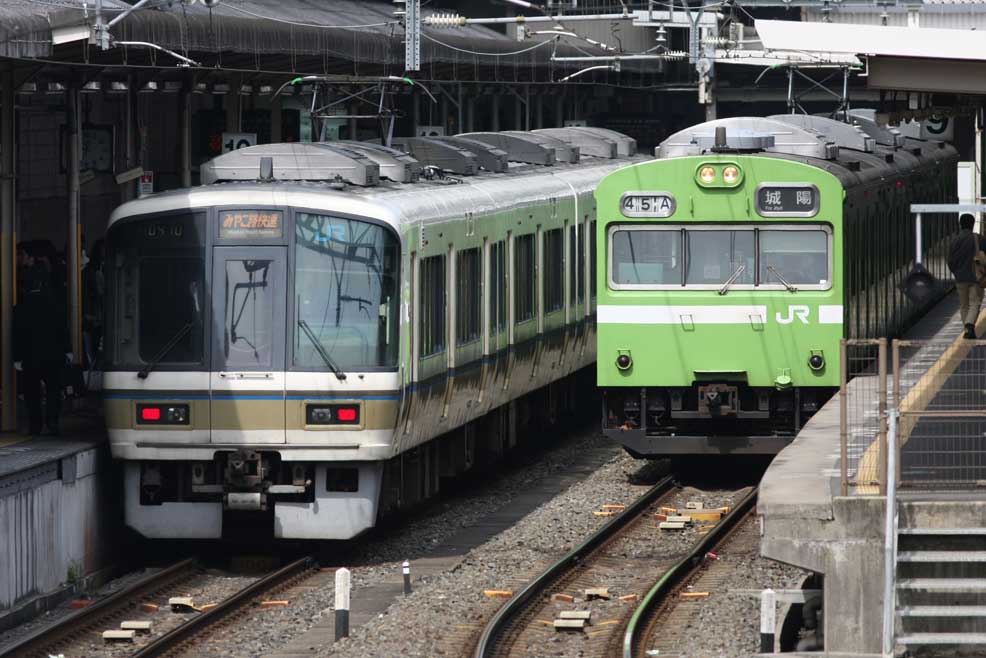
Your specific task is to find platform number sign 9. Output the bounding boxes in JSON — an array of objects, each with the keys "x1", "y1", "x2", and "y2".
[
  {"x1": 222, "y1": 132, "x2": 257, "y2": 153},
  {"x1": 620, "y1": 192, "x2": 677, "y2": 218}
]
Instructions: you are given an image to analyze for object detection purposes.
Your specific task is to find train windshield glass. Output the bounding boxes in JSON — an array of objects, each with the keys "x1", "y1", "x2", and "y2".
[
  {"x1": 759, "y1": 230, "x2": 829, "y2": 286},
  {"x1": 611, "y1": 229, "x2": 682, "y2": 285},
  {"x1": 685, "y1": 230, "x2": 755, "y2": 285},
  {"x1": 105, "y1": 213, "x2": 207, "y2": 369},
  {"x1": 609, "y1": 225, "x2": 830, "y2": 290},
  {"x1": 293, "y1": 213, "x2": 400, "y2": 370}
]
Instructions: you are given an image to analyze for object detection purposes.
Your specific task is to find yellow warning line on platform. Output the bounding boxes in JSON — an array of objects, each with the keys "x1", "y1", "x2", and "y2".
[
  {"x1": 0, "y1": 435, "x2": 28, "y2": 448},
  {"x1": 856, "y1": 309, "x2": 986, "y2": 494}
]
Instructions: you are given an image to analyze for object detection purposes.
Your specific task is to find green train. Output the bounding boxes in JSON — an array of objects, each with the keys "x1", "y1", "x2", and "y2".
[{"x1": 595, "y1": 115, "x2": 958, "y2": 455}]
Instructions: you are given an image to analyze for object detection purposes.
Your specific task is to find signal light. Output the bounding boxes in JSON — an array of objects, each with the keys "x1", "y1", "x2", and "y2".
[
  {"x1": 336, "y1": 407, "x2": 357, "y2": 422},
  {"x1": 722, "y1": 165, "x2": 740, "y2": 185},
  {"x1": 141, "y1": 407, "x2": 161, "y2": 421},
  {"x1": 699, "y1": 166, "x2": 716, "y2": 184}
]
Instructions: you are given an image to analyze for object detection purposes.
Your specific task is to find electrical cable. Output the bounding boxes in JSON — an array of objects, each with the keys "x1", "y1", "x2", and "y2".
[
  {"x1": 421, "y1": 33, "x2": 556, "y2": 57},
  {"x1": 220, "y1": 4, "x2": 395, "y2": 29}
]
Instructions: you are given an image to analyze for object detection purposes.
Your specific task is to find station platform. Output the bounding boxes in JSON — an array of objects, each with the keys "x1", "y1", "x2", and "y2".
[
  {"x1": 0, "y1": 411, "x2": 114, "y2": 632},
  {"x1": 758, "y1": 291, "x2": 972, "y2": 656}
]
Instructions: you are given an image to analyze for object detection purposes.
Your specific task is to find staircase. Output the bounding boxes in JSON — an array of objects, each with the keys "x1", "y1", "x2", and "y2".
[{"x1": 896, "y1": 524, "x2": 986, "y2": 656}]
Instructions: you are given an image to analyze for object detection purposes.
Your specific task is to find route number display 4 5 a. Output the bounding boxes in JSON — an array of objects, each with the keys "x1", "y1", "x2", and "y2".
[{"x1": 620, "y1": 192, "x2": 676, "y2": 218}]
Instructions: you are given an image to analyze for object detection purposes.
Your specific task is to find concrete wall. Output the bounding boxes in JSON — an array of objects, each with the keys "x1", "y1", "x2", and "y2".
[
  {"x1": 0, "y1": 448, "x2": 111, "y2": 610},
  {"x1": 761, "y1": 496, "x2": 887, "y2": 655}
]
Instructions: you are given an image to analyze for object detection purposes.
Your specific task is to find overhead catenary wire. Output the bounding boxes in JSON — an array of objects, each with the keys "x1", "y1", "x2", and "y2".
[
  {"x1": 421, "y1": 33, "x2": 558, "y2": 57},
  {"x1": 220, "y1": 4, "x2": 397, "y2": 30}
]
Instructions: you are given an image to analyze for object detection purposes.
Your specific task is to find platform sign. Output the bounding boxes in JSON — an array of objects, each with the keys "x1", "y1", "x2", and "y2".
[
  {"x1": 756, "y1": 184, "x2": 819, "y2": 217},
  {"x1": 138, "y1": 171, "x2": 154, "y2": 197},
  {"x1": 222, "y1": 132, "x2": 257, "y2": 153}
]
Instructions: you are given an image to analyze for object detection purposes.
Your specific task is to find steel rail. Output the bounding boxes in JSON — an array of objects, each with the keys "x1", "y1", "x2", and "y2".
[
  {"x1": 0, "y1": 558, "x2": 198, "y2": 658},
  {"x1": 473, "y1": 473, "x2": 677, "y2": 658},
  {"x1": 622, "y1": 487, "x2": 758, "y2": 658},
  {"x1": 131, "y1": 555, "x2": 316, "y2": 658}
]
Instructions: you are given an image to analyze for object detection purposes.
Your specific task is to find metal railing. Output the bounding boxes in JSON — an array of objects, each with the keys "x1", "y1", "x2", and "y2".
[
  {"x1": 840, "y1": 338, "x2": 887, "y2": 495},
  {"x1": 893, "y1": 338, "x2": 986, "y2": 489},
  {"x1": 840, "y1": 336, "x2": 986, "y2": 494}
]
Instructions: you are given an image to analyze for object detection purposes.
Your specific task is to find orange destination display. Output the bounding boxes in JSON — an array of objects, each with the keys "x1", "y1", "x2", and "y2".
[{"x1": 219, "y1": 210, "x2": 283, "y2": 238}]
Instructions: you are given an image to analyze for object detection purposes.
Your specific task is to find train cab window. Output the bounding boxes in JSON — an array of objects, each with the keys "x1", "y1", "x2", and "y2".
[
  {"x1": 685, "y1": 230, "x2": 755, "y2": 285},
  {"x1": 569, "y1": 225, "x2": 585, "y2": 305},
  {"x1": 490, "y1": 241, "x2": 508, "y2": 334},
  {"x1": 456, "y1": 248, "x2": 481, "y2": 346},
  {"x1": 104, "y1": 212, "x2": 206, "y2": 370},
  {"x1": 294, "y1": 213, "x2": 400, "y2": 370},
  {"x1": 514, "y1": 234, "x2": 536, "y2": 323},
  {"x1": 610, "y1": 228, "x2": 682, "y2": 286},
  {"x1": 759, "y1": 229, "x2": 830, "y2": 287},
  {"x1": 544, "y1": 228, "x2": 564, "y2": 313},
  {"x1": 420, "y1": 255, "x2": 447, "y2": 358}
]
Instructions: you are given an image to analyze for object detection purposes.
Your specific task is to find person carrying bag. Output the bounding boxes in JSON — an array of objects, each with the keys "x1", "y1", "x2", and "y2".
[{"x1": 947, "y1": 213, "x2": 986, "y2": 339}]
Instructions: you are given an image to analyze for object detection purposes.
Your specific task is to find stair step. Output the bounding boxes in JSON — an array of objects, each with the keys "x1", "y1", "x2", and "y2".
[
  {"x1": 899, "y1": 633, "x2": 986, "y2": 645},
  {"x1": 899, "y1": 528, "x2": 986, "y2": 536},
  {"x1": 899, "y1": 551, "x2": 986, "y2": 562},
  {"x1": 899, "y1": 579, "x2": 986, "y2": 592},
  {"x1": 900, "y1": 606, "x2": 986, "y2": 617}
]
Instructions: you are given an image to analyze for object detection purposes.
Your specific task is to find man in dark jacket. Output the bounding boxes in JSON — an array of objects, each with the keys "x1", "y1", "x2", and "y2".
[
  {"x1": 947, "y1": 213, "x2": 986, "y2": 339},
  {"x1": 13, "y1": 265, "x2": 70, "y2": 435}
]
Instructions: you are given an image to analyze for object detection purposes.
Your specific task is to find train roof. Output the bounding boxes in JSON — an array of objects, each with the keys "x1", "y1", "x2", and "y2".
[
  {"x1": 109, "y1": 129, "x2": 643, "y2": 232},
  {"x1": 654, "y1": 115, "x2": 957, "y2": 188}
]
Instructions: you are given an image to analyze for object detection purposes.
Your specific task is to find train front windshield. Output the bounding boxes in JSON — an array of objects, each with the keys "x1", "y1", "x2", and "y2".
[{"x1": 104, "y1": 210, "x2": 400, "y2": 373}]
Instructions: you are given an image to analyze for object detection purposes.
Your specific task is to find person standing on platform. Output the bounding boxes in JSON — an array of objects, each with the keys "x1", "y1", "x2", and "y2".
[
  {"x1": 13, "y1": 265, "x2": 70, "y2": 435},
  {"x1": 947, "y1": 212, "x2": 986, "y2": 339}
]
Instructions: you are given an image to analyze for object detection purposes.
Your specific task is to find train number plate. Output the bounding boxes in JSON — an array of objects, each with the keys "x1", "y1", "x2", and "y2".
[{"x1": 620, "y1": 192, "x2": 676, "y2": 218}]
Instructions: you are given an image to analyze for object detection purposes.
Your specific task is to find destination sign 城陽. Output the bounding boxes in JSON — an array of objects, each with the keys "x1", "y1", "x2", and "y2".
[
  {"x1": 756, "y1": 185, "x2": 819, "y2": 217},
  {"x1": 620, "y1": 193, "x2": 676, "y2": 218},
  {"x1": 220, "y1": 210, "x2": 283, "y2": 239}
]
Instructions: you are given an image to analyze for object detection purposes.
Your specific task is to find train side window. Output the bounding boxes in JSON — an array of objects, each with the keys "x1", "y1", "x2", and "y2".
[
  {"x1": 420, "y1": 255, "x2": 446, "y2": 357},
  {"x1": 569, "y1": 223, "x2": 586, "y2": 305},
  {"x1": 544, "y1": 228, "x2": 564, "y2": 313},
  {"x1": 456, "y1": 248, "x2": 481, "y2": 346},
  {"x1": 590, "y1": 221, "x2": 597, "y2": 300},
  {"x1": 514, "y1": 233, "x2": 537, "y2": 323},
  {"x1": 490, "y1": 241, "x2": 508, "y2": 335}
]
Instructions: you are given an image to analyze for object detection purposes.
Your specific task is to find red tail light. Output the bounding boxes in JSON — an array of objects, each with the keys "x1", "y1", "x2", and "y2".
[
  {"x1": 336, "y1": 407, "x2": 357, "y2": 422},
  {"x1": 141, "y1": 407, "x2": 162, "y2": 421}
]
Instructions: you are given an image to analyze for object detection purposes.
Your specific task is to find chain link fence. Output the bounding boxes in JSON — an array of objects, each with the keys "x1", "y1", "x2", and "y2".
[
  {"x1": 894, "y1": 338, "x2": 986, "y2": 489},
  {"x1": 840, "y1": 339, "x2": 887, "y2": 495},
  {"x1": 840, "y1": 336, "x2": 986, "y2": 494}
]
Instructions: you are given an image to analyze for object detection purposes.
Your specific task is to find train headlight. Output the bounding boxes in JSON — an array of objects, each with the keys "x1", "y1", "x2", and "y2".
[
  {"x1": 699, "y1": 166, "x2": 716, "y2": 184},
  {"x1": 616, "y1": 352, "x2": 633, "y2": 371},
  {"x1": 722, "y1": 165, "x2": 740, "y2": 185},
  {"x1": 808, "y1": 352, "x2": 825, "y2": 371}
]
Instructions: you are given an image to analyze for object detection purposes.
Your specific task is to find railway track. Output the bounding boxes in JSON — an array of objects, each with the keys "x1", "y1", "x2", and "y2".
[
  {"x1": 1, "y1": 556, "x2": 315, "y2": 658},
  {"x1": 472, "y1": 479, "x2": 757, "y2": 658},
  {"x1": 622, "y1": 489, "x2": 758, "y2": 658}
]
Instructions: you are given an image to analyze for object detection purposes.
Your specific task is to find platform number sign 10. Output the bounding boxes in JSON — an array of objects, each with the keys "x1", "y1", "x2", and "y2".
[
  {"x1": 620, "y1": 192, "x2": 677, "y2": 218},
  {"x1": 222, "y1": 132, "x2": 257, "y2": 154}
]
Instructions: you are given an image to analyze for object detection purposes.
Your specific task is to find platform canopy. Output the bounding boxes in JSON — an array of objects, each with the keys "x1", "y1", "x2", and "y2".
[{"x1": 755, "y1": 19, "x2": 986, "y2": 94}]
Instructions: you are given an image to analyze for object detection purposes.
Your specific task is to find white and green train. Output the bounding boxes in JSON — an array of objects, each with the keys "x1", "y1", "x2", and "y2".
[
  {"x1": 595, "y1": 115, "x2": 958, "y2": 456},
  {"x1": 103, "y1": 130, "x2": 640, "y2": 539}
]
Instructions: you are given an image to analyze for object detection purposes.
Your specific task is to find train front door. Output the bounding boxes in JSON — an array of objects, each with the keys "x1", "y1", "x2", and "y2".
[{"x1": 210, "y1": 247, "x2": 287, "y2": 444}]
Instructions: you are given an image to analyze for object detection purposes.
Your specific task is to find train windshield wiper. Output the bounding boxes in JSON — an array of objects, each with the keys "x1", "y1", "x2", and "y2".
[
  {"x1": 766, "y1": 265, "x2": 799, "y2": 293},
  {"x1": 717, "y1": 264, "x2": 746, "y2": 296},
  {"x1": 138, "y1": 322, "x2": 193, "y2": 379},
  {"x1": 298, "y1": 320, "x2": 347, "y2": 381}
]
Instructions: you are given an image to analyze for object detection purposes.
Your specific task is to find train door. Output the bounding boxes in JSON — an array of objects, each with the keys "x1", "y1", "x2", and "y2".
[{"x1": 210, "y1": 246, "x2": 287, "y2": 443}]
